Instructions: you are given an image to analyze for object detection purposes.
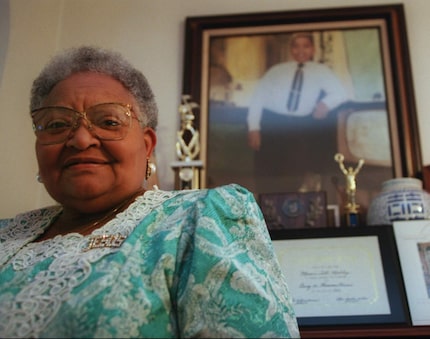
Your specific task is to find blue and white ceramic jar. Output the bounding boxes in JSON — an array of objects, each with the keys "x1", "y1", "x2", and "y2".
[{"x1": 367, "y1": 177, "x2": 430, "y2": 225}]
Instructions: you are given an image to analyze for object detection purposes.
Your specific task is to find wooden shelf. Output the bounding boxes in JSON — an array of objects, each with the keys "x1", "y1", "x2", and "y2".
[{"x1": 300, "y1": 325, "x2": 430, "y2": 338}]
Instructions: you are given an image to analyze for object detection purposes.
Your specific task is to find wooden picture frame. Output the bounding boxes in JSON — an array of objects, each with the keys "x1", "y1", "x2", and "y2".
[
  {"x1": 182, "y1": 4, "x2": 422, "y2": 224},
  {"x1": 269, "y1": 225, "x2": 410, "y2": 329}
]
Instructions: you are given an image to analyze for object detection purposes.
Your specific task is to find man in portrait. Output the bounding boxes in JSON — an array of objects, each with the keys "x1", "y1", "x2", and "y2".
[{"x1": 246, "y1": 32, "x2": 348, "y2": 196}]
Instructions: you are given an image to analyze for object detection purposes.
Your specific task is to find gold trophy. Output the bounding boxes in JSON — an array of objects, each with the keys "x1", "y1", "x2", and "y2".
[
  {"x1": 334, "y1": 153, "x2": 364, "y2": 226},
  {"x1": 171, "y1": 95, "x2": 203, "y2": 189}
]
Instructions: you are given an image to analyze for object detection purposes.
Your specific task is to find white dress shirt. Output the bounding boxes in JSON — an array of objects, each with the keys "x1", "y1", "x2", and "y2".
[{"x1": 247, "y1": 61, "x2": 348, "y2": 130}]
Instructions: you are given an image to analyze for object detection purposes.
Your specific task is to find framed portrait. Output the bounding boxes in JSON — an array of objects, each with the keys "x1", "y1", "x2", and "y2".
[
  {"x1": 393, "y1": 220, "x2": 430, "y2": 326},
  {"x1": 182, "y1": 4, "x2": 422, "y2": 224},
  {"x1": 259, "y1": 191, "x2": 328, "y2": 229},
  {"x1": 269, "y1": 225, "x2": 410, "y2": 328}
]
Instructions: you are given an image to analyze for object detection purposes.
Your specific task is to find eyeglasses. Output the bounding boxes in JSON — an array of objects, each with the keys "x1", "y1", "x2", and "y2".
[{"x1": 31, "y1": 102, "x2": 142, "y2": 145}]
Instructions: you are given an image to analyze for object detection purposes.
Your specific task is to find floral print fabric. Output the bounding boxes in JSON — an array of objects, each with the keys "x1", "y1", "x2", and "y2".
[{"x1": 0, "y1": 184, "x2": 299, "y2": 338}]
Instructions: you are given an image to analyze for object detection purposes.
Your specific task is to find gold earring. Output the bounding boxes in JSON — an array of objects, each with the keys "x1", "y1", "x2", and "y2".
[{"x1": 145, "y1": 158, "x2": 152, "y2": 180}]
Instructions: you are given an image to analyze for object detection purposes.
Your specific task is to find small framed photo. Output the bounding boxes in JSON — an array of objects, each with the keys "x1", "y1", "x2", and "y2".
[
  {"x1": 259, "y1": 191, "x2": 328, "y2": 229},
  {"x1": 393, "y1": 220, "x2": 430, "y2": 326},
  {"x1": 327, "y1": 204, "x2": 340, "y2": 227},
  {"x1": 270, "y1": 225, "x2": 410, "y2": 327}
]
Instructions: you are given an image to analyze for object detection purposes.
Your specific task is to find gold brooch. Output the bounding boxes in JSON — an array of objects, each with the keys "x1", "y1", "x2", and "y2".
[{"x1": 83, "y1": 234, "x2": 126, "y2": 251}]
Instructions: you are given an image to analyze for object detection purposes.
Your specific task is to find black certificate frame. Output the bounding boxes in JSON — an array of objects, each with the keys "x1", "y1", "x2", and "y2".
[{"x1": 269, "y1": 225, "x2": 410, "y2": 328}]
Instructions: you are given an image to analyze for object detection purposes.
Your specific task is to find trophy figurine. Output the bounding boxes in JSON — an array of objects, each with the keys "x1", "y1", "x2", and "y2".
[
  {"x1": 171, "y1": 95, "x2": 203, "y2": 190},
  {"x1": 334, "y1": 153, "x2": 364, "y2": 226}
]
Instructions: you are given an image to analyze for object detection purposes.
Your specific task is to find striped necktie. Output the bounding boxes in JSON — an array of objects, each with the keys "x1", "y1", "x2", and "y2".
[{"x1": 287, "y1": 63, "x2": 304, "y2": 111}]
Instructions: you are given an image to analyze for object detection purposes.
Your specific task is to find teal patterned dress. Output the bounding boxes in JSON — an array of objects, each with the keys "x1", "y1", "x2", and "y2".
[{"x1": 0, "y1": 184, "x2": 299, "y2": 338}]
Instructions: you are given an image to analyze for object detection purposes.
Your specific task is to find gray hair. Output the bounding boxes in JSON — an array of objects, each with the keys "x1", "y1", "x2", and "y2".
[{"x1": 30, "y1": 46, "x2": 158, "y2": 129}]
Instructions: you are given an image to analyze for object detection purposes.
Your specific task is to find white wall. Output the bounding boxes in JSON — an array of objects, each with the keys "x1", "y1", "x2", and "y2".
[{"x1": 1, "y1": 0, "x2": 430, "y2": 217}]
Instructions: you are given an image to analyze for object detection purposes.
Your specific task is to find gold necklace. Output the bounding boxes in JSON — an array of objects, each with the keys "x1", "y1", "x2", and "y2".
[
  {"x1": 89, "y1": 189, "x2": 145, "y2": 228},
  {"x1": 85, "y1": 191, "x2": 142, "y2": 231},
  {"x1": 82, "y1": 188, "x2": 146, "y2": 251}
]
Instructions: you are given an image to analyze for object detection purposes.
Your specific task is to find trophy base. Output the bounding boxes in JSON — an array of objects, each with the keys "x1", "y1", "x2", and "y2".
[
  {"x1": 171, "y1": 160, "x2": 203, "y2": 190},
  {"x1": 346, "y1": 212, "x2": 360, "y2": 227}
]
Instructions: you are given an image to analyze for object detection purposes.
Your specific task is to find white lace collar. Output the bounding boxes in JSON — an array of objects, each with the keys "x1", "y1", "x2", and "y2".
[{"x1": 0, "y1": 189, "x2": 177, "y2": 270}]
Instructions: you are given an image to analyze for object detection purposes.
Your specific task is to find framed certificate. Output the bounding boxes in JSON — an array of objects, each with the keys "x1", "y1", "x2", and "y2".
[
  {"x1": 393, "y1": 220, "x2": 430, "y2": 326},
  {"x1": 270, "y1": 225, "x2": 410, "y2": 327}
]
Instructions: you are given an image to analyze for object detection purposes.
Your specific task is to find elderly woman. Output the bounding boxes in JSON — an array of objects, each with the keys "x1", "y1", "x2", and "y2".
[{"x1": 0, "y1": 46, "x2": 299, "y2": 338}]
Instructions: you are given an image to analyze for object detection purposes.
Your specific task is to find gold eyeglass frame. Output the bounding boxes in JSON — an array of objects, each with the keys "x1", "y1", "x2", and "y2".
[{"x1": 31, "y1": 102, "x2": 142, "y2": 145}]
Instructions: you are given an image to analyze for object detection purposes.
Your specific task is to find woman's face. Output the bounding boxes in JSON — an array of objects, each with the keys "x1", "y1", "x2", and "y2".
[{"x1": 35, "y1": 72, "x2": 156, "y2": 213}]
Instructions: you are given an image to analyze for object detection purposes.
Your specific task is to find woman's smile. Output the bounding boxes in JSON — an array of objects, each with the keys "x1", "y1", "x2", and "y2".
[{"x1": 62, "y1": 156, "x2": 110, "y2": 169}]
